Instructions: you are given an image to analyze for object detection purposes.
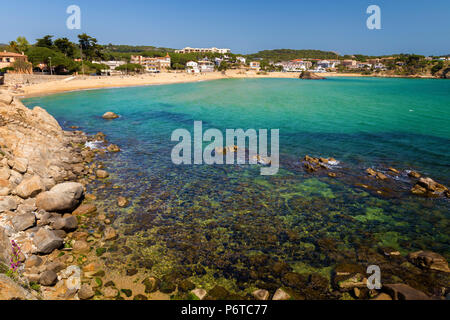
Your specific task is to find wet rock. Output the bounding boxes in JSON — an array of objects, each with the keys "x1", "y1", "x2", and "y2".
[
  {"x1": 39, "y1": 270, "x2": 58, "y2": 286},
  {"x1": 142, "y1": 277, "x2": 160, "y2": 293},
  {"x1": 371, "y1": 293, "x2": 392, "y2": 300},
  {"x1": 36, "y1": 182, "x2": 84, "y2": 212},
  {"x1": 104, "y1": 226, "x2": 118, "y2": 241},
  {"x1": 388, "y1": 167, "x2": 400, "y2": 174},
  {"x1": 51, "y1": 216, "x2": 78, "y2": 231},
  {"x1": 411, "y1": 177, "x2": 448, "y2": 197},
  {"x1": 96, "y1": 170, "x2": 109, "y2": 179},
  {"x1": 271, "y1": 261, "x2": 292, "y2": 276},
  {"x1": 14, "y1": 175, "x2": 44, "y2": 199},
  {"x1": 281, "y1": 272, "x2": 308, "y2": 289},
  {"x1": 407, "y1": 251, "x2": 450, "y2": 273},
  {"x1": 191, "y1": 288, "x2": 207, "y2": 300},
  {"x1": 104, "y1": 287, "x2": 119, "y2": 298},
  {"x1": 272, "y1": 288, "x2": 291, "y2": 300},
  {"x1": 126, "y1": 268, "x2": 138, "y2": 276},
  {"x1": 78, "y1": 284, "x2": 95, "y2": 300},
  {"x1": 252, "y1": 289, "x2": 270, "y2": 300},
  {"x1": 12, "y1": 211, "x2": 36, "y2": 231},
  {"x1": 159, "y1": 280, "x2": 176, "y2": 294},
  {"x1": 33, "y1": 228, "x2": 63, "y2": 254},
  {"x1": 366, "y1": 168, "x2": 387, "y2": 180},
  {"x1": 178, "y1": 279, "x2": 195, "y2": 292},
  {"x1": 133, "y1": 294, "x2": 148, "y2": 300},
  {"x1": 107, "y1": 144, "x2": 121, "y2": 153},
  {"x1": 117, "y1": 196, "x2": 129, "y2": 208},
  {"x1": 73, "y1": 240, "x2": 90, "y2": 253},
  {"x1": 205, "y1": 285, "x2": 230, "y2": 300},
  {"x1": 102, "y1": 112, "x2": 119, "y2": 120},
  {"x1": 383, "y1": 283, "x2": 430, "y2": 300},
  {"x1": 408, "y1": 171, "x2": 421, "y2": 179},
  {"x1": 72, "y1": 203, "x2": 97, "y2": 215}
]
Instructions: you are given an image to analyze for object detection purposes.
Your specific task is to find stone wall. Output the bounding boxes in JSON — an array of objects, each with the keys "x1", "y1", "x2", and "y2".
[{"x1": 3, "y1": 73, "x2": 72, "y2": 86}]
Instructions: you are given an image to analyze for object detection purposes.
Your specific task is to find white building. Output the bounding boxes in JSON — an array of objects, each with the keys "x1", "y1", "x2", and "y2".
[
  {"x1": 198, "y1": 60, "x2": 215, "y2": 72},
  {"x1": 175, "y1": 47, "x2": 231, "y2": 54},
  {"x1": 186, "y1": 61, "x2": 200, "y2": 73},
  {"x1": 236, "y1": 56, "x2": 246, "y2": 65},
  {"x1": 92, "y1": 60, "x2": 127, "y2": 75},
  {"x1": 317, "y1": 60, "x2": 338, "y2": 69}
]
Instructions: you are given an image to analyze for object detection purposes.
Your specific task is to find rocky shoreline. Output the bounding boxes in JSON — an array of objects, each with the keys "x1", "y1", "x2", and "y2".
[{"x1": 0, "y1": 90, "x2": 449, "y2": 300}]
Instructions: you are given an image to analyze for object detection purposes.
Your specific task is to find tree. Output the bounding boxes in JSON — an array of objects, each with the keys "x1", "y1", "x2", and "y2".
[
  {"x1": 35, "y1": 35, "x2": 54, "y2": 48},
  {"x1": 116, "y1": 63, "x2": 144, "y2": 74},
  {"x1": 218, "y1": 61, "x2": 229, "y2": 71},
  {"x1": 9, "y1": 37, "x2": 30, "y2": 53},
  {"x1": 54, "y1": 38, "x2": 76, "y2": 58},
  {"x1": 78, "y1": 33, "x2": 104, "y2": 61},
  {"x1": 11, "y1": 59, "x2": 32, "y2": 73},
  {"x1": 7, "y1": 41, "x2": 18, "y2": 53}
]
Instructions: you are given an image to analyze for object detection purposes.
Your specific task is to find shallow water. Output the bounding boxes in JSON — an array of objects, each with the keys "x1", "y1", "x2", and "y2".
[{"x1": 24, "y1": 77, "x2": 450, "y2": 296}]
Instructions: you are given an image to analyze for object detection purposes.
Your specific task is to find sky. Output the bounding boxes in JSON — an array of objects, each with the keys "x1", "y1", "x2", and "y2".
[{"x1": 0, "y1": 0, "x2": 449, "y2": 56}]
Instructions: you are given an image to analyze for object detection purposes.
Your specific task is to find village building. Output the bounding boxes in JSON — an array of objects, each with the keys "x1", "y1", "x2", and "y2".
[
  {"x1": 0, "y1": 51, "x2": 30, "y2": 72},
  {"x1": 175, "y1": 47, "x2": 231, "y2": 54},
  {"x1": 249, "y1": 61, "x2": 261, "y2": 71},
  {"x1": 130, "y1": 54, "x2": 171, "y2": 72},
  {"x1": 186, "y1": 61, "x2": 200, "y2": 73},
  {"x1": 198, "y1": 60, "x2": 215, "y2": 72},
  {"x1": 342, "y1": 59, "x2": 358, "y2": 69},
  {"x1": 92, "y1": 60, "x2": 127, "y2": 75}
]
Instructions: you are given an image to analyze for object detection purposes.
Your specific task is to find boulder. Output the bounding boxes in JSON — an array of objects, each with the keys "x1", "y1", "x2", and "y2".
[
  {"x1": 13, "y1": 158, "x2": 28, "y2": 174},
  {"x1": 36, "y1": 182, "x2": 84, "y2": 212},
  {"x1": 272, "y1": 288, "x2": 291, "y2": 300},
  {"x1": 252, "y1": 289, "x2": 270, "y2": 300},
  {"x1": 15, "y1": 175, "x2": 44, "y2": 199},
  {"x1": 0, "y1": 227, "x2": 12, "y2": 264},
  {"x1": 383, "y1": 283, "x2": 429, "y2": 300},
  {"x1": 33, "y1": 228, "x2": 63, "y2": 254},
  {"x1": 0, "y1": 274, "x2": 35, "y2": 300},
  {"x1": 104, "y1": 226, "x2": 118, "y2": 241},
  {"x1": 72, "y1": 203, "x2": 97, "y2": 215},
  {"x1": 78, "y1": 284, "x2": 95, "y2": 300},
  {"x1": 407, "y1": 251, "x2": 450, "y2": 273},
  {"x1": 51, "y1": 216, "x2": 78, "y2": 231},
  {"x1": 0, "y1": 167, "x2": 10, "y2": 180},
  {"x1": 25, "y1": 255, "x2": 43, "y2": 269},
  {"x1": 102, "y1": 112, "x2": 119, "y2": 120},
  {"x1": 96, "y1": 170, "x2": 109, "y2": 179},
  {"x1": 107, "y1": 144, "x2": 121, "y2": 153},
  {"x1": 12, "y1": 211, "x2": 36, "y2": 232},
  {"x1": 408, "y1": 171, "x2": 421, "y2": 179},
  {"x1": 190, "y1": 288, "x2": 207, "y2": 300},
  {"x1": 0, "y1": 196, "x2": 17, "y2": 212},
  {"x1": 39, "y1": 270, "x2": 58, "y2": 286},
  {"x1": 117, "y1": 196, "x2": 129, "y2": 208},
  {"x1": 0, "y1": 92, "x2": 14, "y2": 105}
]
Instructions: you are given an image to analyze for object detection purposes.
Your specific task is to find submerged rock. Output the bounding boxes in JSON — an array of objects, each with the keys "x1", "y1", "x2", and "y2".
[
  {"x1": 383, "y1": 283, "x2": 430, "y2": 300},
  {"x1": 407, "y1": 251, "x2": 450, "y2": 273},
  {"x1": 102, "y1": 112, "x2": 119, "y2": 120},
  {"x1": 272, "y1": 288, "x2": 291, "y2": 300}
]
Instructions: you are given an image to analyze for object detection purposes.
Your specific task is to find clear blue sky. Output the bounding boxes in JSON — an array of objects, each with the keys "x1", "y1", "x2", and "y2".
[{"x1": 1, "y1": 0, "x2": 449, "y2": 55}]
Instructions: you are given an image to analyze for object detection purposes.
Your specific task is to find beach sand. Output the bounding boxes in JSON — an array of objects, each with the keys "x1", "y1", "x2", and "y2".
[{"x1": 18, "y1": 70, "x2": 367, "y2": 97}]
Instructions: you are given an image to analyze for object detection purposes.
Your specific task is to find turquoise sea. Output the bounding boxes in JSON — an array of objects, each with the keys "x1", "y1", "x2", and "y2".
[{"x1": 23, "y1": 77, "x2": 450, "y2": 297}]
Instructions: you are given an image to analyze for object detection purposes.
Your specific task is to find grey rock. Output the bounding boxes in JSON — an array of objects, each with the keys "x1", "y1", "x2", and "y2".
[
  {"x1": 39, "y1": 270, "x2": 58, "y2": 286},
  {"x1": 33, "y1": 228, "x2": 63, "y2": 254},
  {"x1": 51, "y1": 216, "x2": 78, "y2": 231},
  {"x1": 36, "y1": 182, "x2": 84, "y2": 212},
  {"x1": 12, "y1": 211, "x2": 36, "y2": 232},
  {"x1": 0, "y1": 196, "x2": 17, "y2": 213},
  {"x1": 78, "y1": 284, "x2": 95, "y2": 300}
]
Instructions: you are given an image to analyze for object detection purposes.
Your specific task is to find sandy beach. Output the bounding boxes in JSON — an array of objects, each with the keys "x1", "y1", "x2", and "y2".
[{"x1": 17, "y1": 70, "x2": 367, "y2": 98}]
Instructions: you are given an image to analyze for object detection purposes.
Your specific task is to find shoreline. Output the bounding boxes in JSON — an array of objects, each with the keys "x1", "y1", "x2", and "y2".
[{"x1": 15, "y1": 71, "x2": 371, "y2": 98}]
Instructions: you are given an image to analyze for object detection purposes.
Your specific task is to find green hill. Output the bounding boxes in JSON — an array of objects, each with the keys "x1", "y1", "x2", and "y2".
[{"x1": 245, "y1": 49, "x2": 340, "y2": 61}]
